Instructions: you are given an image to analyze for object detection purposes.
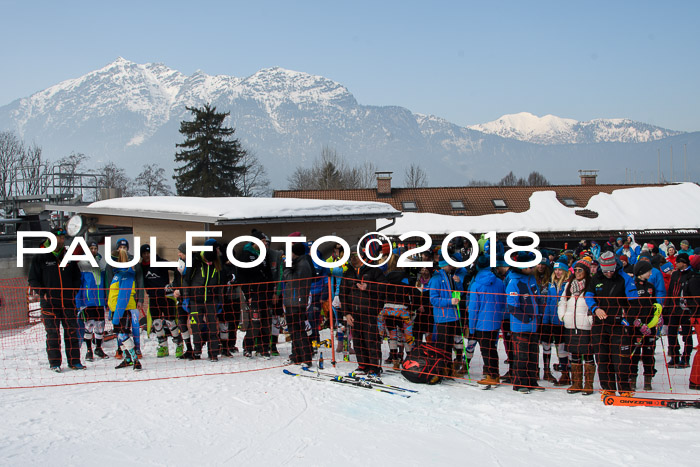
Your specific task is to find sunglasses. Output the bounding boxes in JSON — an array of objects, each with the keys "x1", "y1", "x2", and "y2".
[{"x1": 574, "y1": 268, "x2": 586, "y2": 272}]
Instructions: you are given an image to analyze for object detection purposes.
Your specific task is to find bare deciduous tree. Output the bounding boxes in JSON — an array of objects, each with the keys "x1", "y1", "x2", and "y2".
[
  {"x1": 134, "y1": 164, "x2": 173, "y2": 196},
  {"x1": 527, "y1": 171, "x2": 550, "y2": 186},
  {"x1": 0, "y1": 131, "x2": 24, "y2": 200},
  {"x1": 404, "y1": 163, "x2": 428, "y2": 188},
  {"x1": 287, "y1": 146, "x2": 377, "y2": 190},
  {"x1": 98, "y1": 162, "x2": 135, "y2": 196},
  {"x1": 239, "y1": 151, "x2": 271, "y2": 197}
]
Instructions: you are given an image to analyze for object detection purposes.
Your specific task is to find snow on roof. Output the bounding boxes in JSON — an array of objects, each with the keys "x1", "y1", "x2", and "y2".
[
  {"x1": 85, "y1": 196, "x2": 400, "y2": 224},
  {"x1": 377, "y1": 183, "x2": 700, "y2": 235}
]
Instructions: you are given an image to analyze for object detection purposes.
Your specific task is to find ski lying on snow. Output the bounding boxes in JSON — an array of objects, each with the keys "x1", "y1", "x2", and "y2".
[
  {"x1": 283, "y1": 369, "x2": 411, "y2": 398},
  {"x1": 442, "y1": 377, "x2": 495, "y2": 390},
  {"x1": 301, "y1": 367, "x2": 418, "y2": 393},
  {"x1": 602, "y1": 394, "x2": 700, "y2": 409}
]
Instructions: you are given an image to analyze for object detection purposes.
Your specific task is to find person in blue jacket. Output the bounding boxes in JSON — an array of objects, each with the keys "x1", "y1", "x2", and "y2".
[
  {"x1": 467, "y1": 255, "x2": 505, "y2": 385},
  {"x1": 108, "y1": 248, "x2": 142, "y2": 370},
  {"x1": 76, "y1": 241, "x2": 109, "y2": 361},
  {"x1": 506, "y1": 251, "x2": 542, "y2": 393},
  {"x1": 636, "y1": 253, "x2": 666, "y2": 306},
  {"x1": 429, "y1": 250, "x2": 464, "y2": 375}
]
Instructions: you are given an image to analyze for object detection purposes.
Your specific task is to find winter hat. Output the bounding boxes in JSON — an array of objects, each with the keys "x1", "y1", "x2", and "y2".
[
  {"x1": 514, "y1": 251, "x2": 536, "y2": 267},
  {"x1": 204, "y1": 238, "x2": 218, "y2": 248},
  {"x1": 140, "y1": 244, "x2": 150, "y2": 256},
  {"x1": 638, "y1": 253, "x2": 652, "y2": 262},
  {"x1": 676, "y1": 253, "x2": 690, "y2": 266},
  {"x1": 381, "y1": 242, "x2": 391, "y2": 255},
  {"x1": 251, "y1": 228, "x2": 266, "y2": 240},
  {"x1": 292, "y1": 242, "x2": 306, "y2": 257},
  {"x1": 574, "y1": 259, "x2": 591, "y2": 273},
  {"x1": 88, "y1": 240, "x2": 98, "y2": 248},
  {"x1": 475, "y1": 255, "x2": 490, "y2": 270},
  {"x1": 540, "y1": 257, "x2": 551, "y2": 267},
  {"x1": 495, "y1": 254, "x2": 508, "y2": 268},
  {"x1": 608, "y1": 237, "x2": 616, "y2": 244},
  {"x1": 660, "y1": 262, "x2": 674, "y2": 274},
  {"x1": 633, "y1": 261, "x2": 653, "y2": 277},
  {"x1": 680, "y1": 240, "x2": 690, "y2": 248},
  {"x1": 438, "y1": 250, "x2": 449, "y2": 268},
  {"x1": 695, "y1": 247, "x2": 700, "y2": 255},
  {"x1": 690, "y1": 255, "x2": 700, "y2": 271},
  {"x1": 178, "y1": 242, "x2": 187, "y2": 254},
  {"x1": 116, "y1": 238, "x2": 129, "y2": 249},
  {"x1": 599, "y1": 251, "x2": 617, "y2": 273},
  {"x1": 553, "y1": 261, "x2": 569, "y2": 272},
  {"x1": 619, "y1": 255, "x2": 629, "y2": 265}
]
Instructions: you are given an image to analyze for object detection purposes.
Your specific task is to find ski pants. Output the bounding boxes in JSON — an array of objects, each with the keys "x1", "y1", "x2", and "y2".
[
  {"x1": 593, "y1": 321, "x2": 633, "y2": 392},
  {"x1": 42, "y1": 304, "x2": 81, "y2": 367},
  {"x1": 286, "y1": 306, "x2": 312, "y2": 363},
  {"x1": 474, "y1": 330, "x2": 500, "y2": 377},
  {"x1": 512, "y1": 332, "x2": 538, "y2": 389},
  {"x1": 191, "y1": 302, "x2": 220, "y2": 354},
  {"x1": 352, "y1": 306, "x2": 381, "y2": 368},
  {"x1": 667, "y1": 312, "x2": 693, "y2": 361}
]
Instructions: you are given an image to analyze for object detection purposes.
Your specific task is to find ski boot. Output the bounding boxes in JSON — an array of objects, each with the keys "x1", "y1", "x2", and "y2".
[
  {"x1": 157, "y1": 345, "x2": 169, "y2": 358},
  {"x1": 94, "y1": 347, "x2": 108, "y2": 359},
  {"x1": 116, "y1": 352, "x2": 134, "y2": 369},
  {"x1": 85, "y1": 349, "x2": 94, "y2": 362},
  {"x1": 68, "y1": 363, "x2": 86, "y2": 370},
  {"x1": 175, "y1": 344, "x2": 184, "y2": 358},
  {"x1": 50, "y1": 366, "x2": 61, "y2": 373}
]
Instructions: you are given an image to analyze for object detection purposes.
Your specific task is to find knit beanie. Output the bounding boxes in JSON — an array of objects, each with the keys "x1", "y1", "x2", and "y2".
[{"x1": 599, "y1": 251, "x2": 616, "y2": 273}]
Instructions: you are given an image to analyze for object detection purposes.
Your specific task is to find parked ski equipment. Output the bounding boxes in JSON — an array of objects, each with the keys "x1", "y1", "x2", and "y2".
[
  {"x1": 603, "y1": 394, "x2": 700, "y2": 409},
  {"x1": 283, "y1": 369, "x2": 411, "y2": 398}
]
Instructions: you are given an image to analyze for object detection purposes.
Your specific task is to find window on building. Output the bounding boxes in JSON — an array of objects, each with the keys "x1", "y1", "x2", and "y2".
[
  {"x1": 402, "y1": 201, "x2": 418, "y2": 211},
  {"x1": 562, "y1": 197, "x2": 577, "y2": 207},
  {"x1": 492, "y1": 199, "x2": 507, "y2": 209},
  {"x1": 450, "y1": 200, "x2": 465, "y2": 210}
]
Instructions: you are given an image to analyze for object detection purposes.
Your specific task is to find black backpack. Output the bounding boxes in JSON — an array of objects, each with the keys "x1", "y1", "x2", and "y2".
[{"x1": 401, "y1": 343, "x2": 450, "y2": 384}]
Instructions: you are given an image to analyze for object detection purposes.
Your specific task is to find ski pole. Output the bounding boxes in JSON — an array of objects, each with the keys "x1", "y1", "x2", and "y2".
[{"x1": 659, "y1": 331, "x2": 673, "y2": 392}]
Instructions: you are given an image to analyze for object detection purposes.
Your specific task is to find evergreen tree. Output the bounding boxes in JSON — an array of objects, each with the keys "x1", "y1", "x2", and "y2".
[{"x1": 174, "y1": 104, "x2": 246, "y2": 196}]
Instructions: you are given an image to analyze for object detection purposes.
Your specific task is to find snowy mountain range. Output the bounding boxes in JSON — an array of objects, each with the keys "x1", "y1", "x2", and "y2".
[{"x1": 0, "y1": 57, "x2": 697, "y2": 187}]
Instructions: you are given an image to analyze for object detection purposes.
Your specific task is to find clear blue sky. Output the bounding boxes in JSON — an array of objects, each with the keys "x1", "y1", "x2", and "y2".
[{"x1": 2, "y1": 0, "x2": 699, "y2": 131}]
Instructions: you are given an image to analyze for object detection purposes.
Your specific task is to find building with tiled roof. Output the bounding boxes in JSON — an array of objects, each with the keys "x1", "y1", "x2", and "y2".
[{"x1": 274, "y1": 170, "x2": 662, "y2": 217}]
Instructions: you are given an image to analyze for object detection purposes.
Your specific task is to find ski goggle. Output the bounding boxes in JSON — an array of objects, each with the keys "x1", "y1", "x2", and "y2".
[{"x1": 54, "y1": 229, "x2": 66, "y2": 236}]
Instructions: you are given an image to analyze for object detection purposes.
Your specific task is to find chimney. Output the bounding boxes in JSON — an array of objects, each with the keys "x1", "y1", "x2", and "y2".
[
  {"x1": 376, "y1": 171, "x2": 393, "y2": 197},
  {"x1": 578, "y1": 170, "x2": 598, "y2": 186}
]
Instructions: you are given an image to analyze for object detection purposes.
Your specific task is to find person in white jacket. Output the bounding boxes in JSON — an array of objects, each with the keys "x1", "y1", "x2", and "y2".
[{"x1": 558, "y1": 259, "x2": 595, "y2": 396}]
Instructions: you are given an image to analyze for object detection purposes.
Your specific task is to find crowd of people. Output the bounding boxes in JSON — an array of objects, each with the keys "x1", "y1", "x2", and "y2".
[{"x1": 27, "y1": 228, "x2": 700, "y2": 398}]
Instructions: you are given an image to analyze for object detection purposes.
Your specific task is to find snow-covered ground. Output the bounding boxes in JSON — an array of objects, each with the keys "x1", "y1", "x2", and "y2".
[{"x1": 1, "y1": 325, "x2": 698, "y2": 466}]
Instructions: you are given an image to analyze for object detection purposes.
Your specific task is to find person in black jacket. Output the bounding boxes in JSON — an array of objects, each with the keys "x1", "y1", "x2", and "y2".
[
  {"x1": 136, "y1": 244, "x2": 180, "y2": 358},
  {"x1": 237, "y1": 229, "x2": 274, "y2": 358},
  {"x1": 339, "y1": 246, "x2": 386, "y2": 375},
  {"x1": 685, "y1": 255, "x2": 700, "y2": 389},
  {"x1": 283, "y1": 242, "x2": 315, "y2": 366},
  {"x1": 666, "y1": 253, "x2": 694, "y2": 368},
  {"x1": 183, "y1": 240, "x2": 223, "y2": 361},
  {"x1": 585, "y1": 251, "x2": 637, "y2": 397},
  {"x1": 628, "y1": 261, "x2": 663, "y2": 391},
  {"x1": 28, "y1": 228, "x2": 83, "y2": 371},
  {"x1": 172, "y1": 242, "x2": 195, "y2": 359}
]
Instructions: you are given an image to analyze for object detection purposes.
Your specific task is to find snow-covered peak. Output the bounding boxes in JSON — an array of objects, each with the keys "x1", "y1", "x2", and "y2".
[
  {"x1": 468, "y1": 112, "x2": 682, "y2": 144},
  {"x1": 470, "y1": 112, "x2": 577, "y2": 139},
  {"x1": 239, "y1": 66, "x2": 355, "y2": 107}
]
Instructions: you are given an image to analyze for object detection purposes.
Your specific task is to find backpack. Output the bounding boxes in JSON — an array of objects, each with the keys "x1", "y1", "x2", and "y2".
[{"x1": 401, "y1": 343, "x2": 450, "y2": 384}]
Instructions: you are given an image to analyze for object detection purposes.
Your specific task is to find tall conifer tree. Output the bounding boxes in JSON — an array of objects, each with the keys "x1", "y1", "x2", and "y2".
[{"x1": 174, "y1": 104, "x2": 246, "y2": 196}]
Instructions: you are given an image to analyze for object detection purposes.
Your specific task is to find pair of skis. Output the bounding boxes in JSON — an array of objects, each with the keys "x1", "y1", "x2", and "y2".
[
  {"x1": 283, "y1": 368, "x2": 415, "y2": 398},
  {"x1": 603, "y1": 394, "x2": 700, "y2": 409}
]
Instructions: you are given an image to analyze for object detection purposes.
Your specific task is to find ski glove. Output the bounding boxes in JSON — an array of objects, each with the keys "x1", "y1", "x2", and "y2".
[{"x1": 332, "y1": 295, "x2": 341, "y2": 309}]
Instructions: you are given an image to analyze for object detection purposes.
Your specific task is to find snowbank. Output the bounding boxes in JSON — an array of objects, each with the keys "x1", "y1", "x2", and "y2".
[
  {"x1": 87, "y1": 196, "x2": 400, "y2": 222},
  {"x1": 377, "y1": 183, "x2": 700, "y2": 235}
]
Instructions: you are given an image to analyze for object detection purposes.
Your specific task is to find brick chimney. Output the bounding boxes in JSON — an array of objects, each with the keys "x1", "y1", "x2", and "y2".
[
  {"x1": 376, "y1": 171, "x2": 393, "y2": 197},
  {"x1": 578, "y1": 170, "x2": 598, "y2": 185}
]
